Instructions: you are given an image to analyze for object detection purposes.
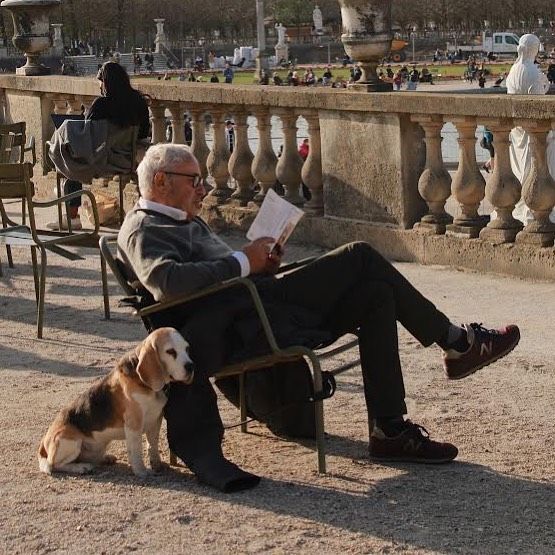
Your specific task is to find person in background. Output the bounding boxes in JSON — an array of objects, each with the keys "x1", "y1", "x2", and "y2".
[
  {"x1": 223, "y1": 63, "x2": 234, "y2": 84},
  {"x1": 47, "y1": 62, "x2": 150, "y2": 230},
  {"x1": 225, "y1": 120, "x2": 235, "y2": 153},
  {"x1": 272, "y1": 72, "x2": 283, "y2": 86}
]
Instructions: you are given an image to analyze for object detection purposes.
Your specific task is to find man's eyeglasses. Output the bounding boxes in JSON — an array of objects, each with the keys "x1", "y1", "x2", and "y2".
[{"x1": 164, "y1": 171, "x2": 203, "y2": 189}]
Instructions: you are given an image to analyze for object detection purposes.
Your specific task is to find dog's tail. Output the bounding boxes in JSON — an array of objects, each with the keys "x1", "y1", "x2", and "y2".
[{"x1": 38, "y1": 441, "x2": 53, "y2": 475}]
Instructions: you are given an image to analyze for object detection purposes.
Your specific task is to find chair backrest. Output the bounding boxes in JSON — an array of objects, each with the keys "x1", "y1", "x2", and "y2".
[
  {"x1": 0, "y1": 122, "x2": 26, "y2": 163},
  {"x1": 0, "y1": 162, "x2": 33, "y2": 201},
  {"x1": 99, "y1": 235, "x2": 137, "y2": 297}
]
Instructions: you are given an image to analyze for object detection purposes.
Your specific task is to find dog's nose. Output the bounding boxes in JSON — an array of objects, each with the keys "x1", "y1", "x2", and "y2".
[{"x1": 185, "y1": 362, "x2": 195, "y2": 375}]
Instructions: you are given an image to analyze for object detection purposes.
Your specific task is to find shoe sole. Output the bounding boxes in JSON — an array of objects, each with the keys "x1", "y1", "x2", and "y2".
[
  {"x1": 368, "y1": 455, "x2": 456, "y2": 464},
  {"x1": 445, "y1": 330, "x2": 520, "y2": 380}
]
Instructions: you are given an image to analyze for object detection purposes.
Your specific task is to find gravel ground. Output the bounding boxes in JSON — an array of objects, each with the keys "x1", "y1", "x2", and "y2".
[{"x1": 1, "y1": 203, "x2": 554, "y2": 554}]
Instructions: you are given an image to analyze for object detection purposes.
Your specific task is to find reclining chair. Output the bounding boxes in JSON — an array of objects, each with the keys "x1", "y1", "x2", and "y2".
[{"x1": 99, "y1": 234, "x2": 360, "y2": 473}]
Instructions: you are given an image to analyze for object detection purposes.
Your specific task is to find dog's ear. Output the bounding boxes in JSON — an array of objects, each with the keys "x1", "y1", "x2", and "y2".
[{"x1": 136, "y1": 335, "x2": 167, "y2": 392}]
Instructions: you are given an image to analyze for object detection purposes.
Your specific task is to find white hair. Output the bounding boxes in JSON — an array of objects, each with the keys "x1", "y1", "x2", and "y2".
[{"x1": 137, "y1": 143, "x2": 197, "y2": 197}]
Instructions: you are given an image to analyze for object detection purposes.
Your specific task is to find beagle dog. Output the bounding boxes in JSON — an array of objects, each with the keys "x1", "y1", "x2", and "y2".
[{"x1": 38, "y1": 328, "x2": 194, "y2": 477}]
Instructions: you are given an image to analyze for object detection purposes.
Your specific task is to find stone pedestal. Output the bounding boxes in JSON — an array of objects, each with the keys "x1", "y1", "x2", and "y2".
[
  {"x1": 274, "y1": 43, "x2": 288, "y2": 64},
  {"x1": 320, "y1": 109, "x2": 426, "y2": 228}
]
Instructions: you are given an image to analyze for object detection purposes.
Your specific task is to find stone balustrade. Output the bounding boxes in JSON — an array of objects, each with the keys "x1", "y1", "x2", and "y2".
[{"x1": 1, "y1": 75, "x2": 554, "y2": 277}]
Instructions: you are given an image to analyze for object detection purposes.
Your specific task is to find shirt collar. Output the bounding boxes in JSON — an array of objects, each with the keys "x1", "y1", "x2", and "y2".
[{"x1": 138, "y1": 198, "x2": 189, "y2": 221}]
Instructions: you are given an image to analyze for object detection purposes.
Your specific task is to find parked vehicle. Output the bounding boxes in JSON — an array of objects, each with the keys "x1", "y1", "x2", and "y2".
[{"x1": 447, "y1": 32, "x2": 521, "y2": 56}]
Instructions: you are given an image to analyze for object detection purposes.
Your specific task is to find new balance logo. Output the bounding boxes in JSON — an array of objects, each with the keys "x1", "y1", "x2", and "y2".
[{"x1": 480, "y1": 341, "x2": 493, "y2": 357}]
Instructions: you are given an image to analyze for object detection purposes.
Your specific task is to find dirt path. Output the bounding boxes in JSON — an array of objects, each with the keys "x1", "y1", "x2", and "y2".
[{"x1": 1, "y1": 222, "x2": 554, "y2": 554}]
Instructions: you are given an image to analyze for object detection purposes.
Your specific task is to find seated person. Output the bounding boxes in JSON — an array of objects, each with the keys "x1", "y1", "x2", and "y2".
[
  {"x1": 48, "y1": 62, "x2": 150, "y2": 230},
  {"x1": 117, "y1": 144, "x2": 520, "y2": 492}
]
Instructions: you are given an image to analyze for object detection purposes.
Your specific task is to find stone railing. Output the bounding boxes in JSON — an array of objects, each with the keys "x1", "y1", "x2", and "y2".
[{"x1": 0, "y1": 75, "x2": 554, "y2": 277}]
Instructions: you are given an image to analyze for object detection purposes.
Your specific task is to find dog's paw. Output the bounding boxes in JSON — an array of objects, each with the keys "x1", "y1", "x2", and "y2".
[
  {"x1": 72, "y1": 463, "x2": 94, "y2": 474},
  {"x1": 150, "y1": 460, "x2": 169, "y2": 473},
  {"x1": 132, "y1": 467, "x2": 152, "y2": 479},
  {"x1": 102, "y1": 454, "x2": 117, "y2": 465}
]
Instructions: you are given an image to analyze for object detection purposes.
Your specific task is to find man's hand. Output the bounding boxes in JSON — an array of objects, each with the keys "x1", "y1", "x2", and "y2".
[{"x1": 243, "y1": 238, "x2": 282, "y2": 275}]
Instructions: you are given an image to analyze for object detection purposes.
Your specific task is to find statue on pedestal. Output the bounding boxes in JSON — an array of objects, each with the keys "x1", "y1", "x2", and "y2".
[
  {"x1": 274, "y1": 23, "x2": 288, "y2": 65},
  {"x1": 504, "y1": 34, "x2": 555, "y2": 224},
  {"x1": 313, "y1": 5, "x2": 323, "y2": 33},
  {"x1": 275, "y1": 23, "x2": 287, "y2": 46}
]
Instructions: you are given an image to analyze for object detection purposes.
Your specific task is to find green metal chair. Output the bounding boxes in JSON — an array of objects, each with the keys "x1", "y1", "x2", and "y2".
[
  {"x1": 99, "y1": 234, "x2": 360, "y2": 473},
  {"x1": 0, "y1": 122, "x2": 36, "y2": 267},
  {"x1": 0, "y1": 162, "x2": 110, "y2": 338}
]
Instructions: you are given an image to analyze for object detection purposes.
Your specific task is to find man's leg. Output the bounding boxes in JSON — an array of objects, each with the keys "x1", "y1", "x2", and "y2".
[
  {"x1": 164, "y1": 376, "x2": 260, "y2": 492},
  {"x1": 274, "y1": 241, "x2": 450, "y2": 347},
  {"x1": 274, "y1": 242, "x2": 519, "y2": 381}
]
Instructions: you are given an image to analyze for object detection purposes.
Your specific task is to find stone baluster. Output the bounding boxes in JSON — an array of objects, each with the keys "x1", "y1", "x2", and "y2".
[
  {"x1": 169, "y1": 102, "x2": 186, "y2": 144},
  {"x1": 275, "y1": 109, "x2": 304, "y2": 206},
  {"x1": 149, "y1": 102, "x2": 167, "y2": 144},
  {"x1": 515, "y1": 121, "x2": 555, "y2": 247},
  {"x1": 479, "y1": 119, "x2": 523, "y2": 244},
  {"x1": 81, "y1": 97, "x2": 95, "y2": 113},
  {"x1": 67, "y1": 97, "x2": 83, "y2": 115},
  {"x1": 205, "y1": 107, "x2": 232, "y2": 204},
  {"x1": 229, "y1": 108, "x2": 255, "y2": 206},
  {"x1": 302, "y1": 111, "x2": 323, "y2": 215},
  {"x1": 251, "y1": 107, "x2": 277, "y2": 205},
  {"x1": 51, "y1": 97, "x2": 68, "y2": 114},
  {"x1": 411, "y1": 115, "x2": 452, "y2": 234},
  {"x1": 446, "y1": 117, "x2": 486, "y2": 238},
  {"x1": 190, "y1": 106, "x2": 210, "y2": 185}
]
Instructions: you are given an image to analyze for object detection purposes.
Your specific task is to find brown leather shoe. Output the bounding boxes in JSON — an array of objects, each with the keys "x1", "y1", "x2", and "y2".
[
  {"x1": 369, "y1": 421, "x2": 458, "y2": 464},
  {"x1": 444, "y1": 323, "x2": 520, "y2": 380}
]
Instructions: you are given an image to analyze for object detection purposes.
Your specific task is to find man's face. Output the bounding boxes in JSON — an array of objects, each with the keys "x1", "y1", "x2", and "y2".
[{"x1": 153, "y1": 158, "x2": 205, "y2": 218}]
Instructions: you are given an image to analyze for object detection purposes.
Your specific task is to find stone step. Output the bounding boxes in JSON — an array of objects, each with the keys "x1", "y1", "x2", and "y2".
[{"x1": 66, "y1": 52, "x2": 170, "y2": 76}]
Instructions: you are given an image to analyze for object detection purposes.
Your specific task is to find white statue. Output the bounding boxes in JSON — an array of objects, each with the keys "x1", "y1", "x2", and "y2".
[
  {"x1": 502, "y1": 34, "x2": 555, "y2": 225},
  {"x1": 313, "y1": 5, "x2": 323, "y2": 32},
  {"x1": 275, "y1": 23, "x2": 287, "y2": 46}
]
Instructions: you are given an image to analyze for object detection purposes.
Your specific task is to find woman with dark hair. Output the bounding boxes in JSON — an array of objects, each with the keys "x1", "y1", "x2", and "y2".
[{"x1": 48, "y1": 61, "x2": 150, "y2": 230}]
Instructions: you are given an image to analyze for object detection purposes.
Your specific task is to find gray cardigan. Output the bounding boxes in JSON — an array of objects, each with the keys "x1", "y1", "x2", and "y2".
[{"x1": 117, "y1": 207, "x2": 242, "y2": 302}]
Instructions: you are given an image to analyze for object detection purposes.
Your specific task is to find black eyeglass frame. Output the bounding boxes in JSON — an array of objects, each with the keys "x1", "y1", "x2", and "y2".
[{"x1": 163, "y1": 171, "x2": 203, "y2": 188}]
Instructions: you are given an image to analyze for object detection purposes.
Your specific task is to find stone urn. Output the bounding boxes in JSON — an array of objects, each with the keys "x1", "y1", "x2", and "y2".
[
  {"x1": 338, "y1": 0, "x2": 393, "y2": 91},
  {"x1": 1, "y1": 0, "x2": 61, "y2": 75}
]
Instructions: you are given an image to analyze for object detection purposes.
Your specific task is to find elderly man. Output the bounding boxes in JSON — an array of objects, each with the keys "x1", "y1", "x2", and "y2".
[{"x1": 118, "y1": 144, "x2": 520, "y2": 492}]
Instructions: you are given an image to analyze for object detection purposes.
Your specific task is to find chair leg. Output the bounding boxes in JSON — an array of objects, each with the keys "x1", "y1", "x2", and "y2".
[
  {"x1": 100, "y1": 252, "x2": 110, "y2": 319},
  {"x1": 0, "y1": 249, "x2": 3, "y2": 277},
  {"x1": 30, "y1": 246, "x2": 39, "y2": 305},
  {"x1": 56, "y1": 173, "x2": 63, "y2": 230},
  {"x1": 36, "y1": 247, "x2": 47, "y2": 339},
  {"x1": 308, "y1": 355, "x2": 326, "y2": 474},
  {"x1": 239, "y1": 373, "x2": 247, "y2": 433},
  {"x1": 6, "y1": 244, "x2": 13, "y2": 268},
  {"x1": 21, "y1": 199, "x2": 26, "y2": 226},
  {"x1": 118, "y1": 177, "x2": 127, "y2": 224}
]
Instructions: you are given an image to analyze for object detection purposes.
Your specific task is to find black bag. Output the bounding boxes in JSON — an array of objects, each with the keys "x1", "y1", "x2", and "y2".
[{"x1": 215, "y1": 359, "x2": 324, "y2": 439}]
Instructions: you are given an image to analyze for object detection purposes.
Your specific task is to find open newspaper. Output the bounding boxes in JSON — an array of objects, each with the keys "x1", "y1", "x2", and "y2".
[{"x1": 246, "y1": 189, "x2": 304, "y2": 251}]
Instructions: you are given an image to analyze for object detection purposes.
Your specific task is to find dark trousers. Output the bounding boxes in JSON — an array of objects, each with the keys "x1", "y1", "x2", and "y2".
[
  {"x1": 165, "y1": 242, "x2": 451, "y2": 467},
  {"x1": 64, "y1": 178, "x2": 82, "y2": 208}
]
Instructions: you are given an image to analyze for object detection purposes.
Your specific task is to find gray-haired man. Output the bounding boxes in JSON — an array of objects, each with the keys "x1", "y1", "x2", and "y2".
[{"x1": 117, "y1": 143, "x2": 520, "y2": 492}]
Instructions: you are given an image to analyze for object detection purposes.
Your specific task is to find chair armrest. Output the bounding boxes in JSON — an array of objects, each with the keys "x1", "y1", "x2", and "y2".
[
  {"x1": 139, "y1": 277, "x2": 281, "y2": 352},
  {"x1": 277, "y1": 256, "x2": 316, "y2": 275},
  {"x1": 32, "y1": 189, "x2": 100, "y2": 235}
]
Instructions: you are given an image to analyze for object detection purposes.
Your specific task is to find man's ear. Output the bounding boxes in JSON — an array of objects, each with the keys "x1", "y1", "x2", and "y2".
[{"x1": 136, "y1": 336, "x2": 167, "y2": 392}]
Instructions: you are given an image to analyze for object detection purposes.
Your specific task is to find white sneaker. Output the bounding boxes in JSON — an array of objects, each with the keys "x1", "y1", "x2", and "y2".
[{"x1": 46, "y1": 217, "x2": 82, "y2": 231}]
